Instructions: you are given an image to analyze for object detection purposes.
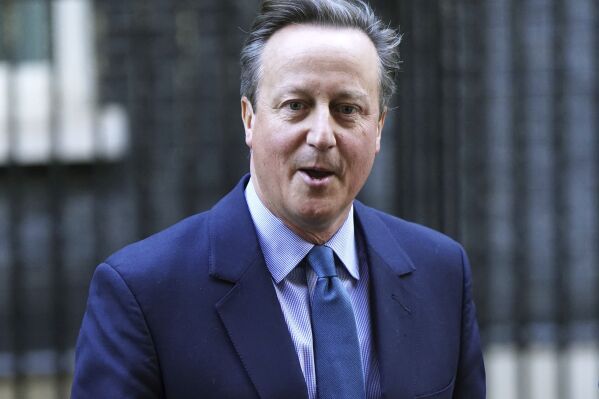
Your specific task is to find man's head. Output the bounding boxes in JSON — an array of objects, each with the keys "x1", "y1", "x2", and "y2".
[{"x1": 240, "y1": 0, "x2": 401, "y2": 244}]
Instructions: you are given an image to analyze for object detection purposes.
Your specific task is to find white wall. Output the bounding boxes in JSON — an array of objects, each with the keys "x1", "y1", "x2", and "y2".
[{"x1": 0, "y1": 0, "x2": 127, "y2": 165}]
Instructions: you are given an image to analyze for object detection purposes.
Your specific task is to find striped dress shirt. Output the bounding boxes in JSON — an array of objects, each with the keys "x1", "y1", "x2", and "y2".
[{"x1": 245, "y1": 179, "x2": 381, "y2": 399}]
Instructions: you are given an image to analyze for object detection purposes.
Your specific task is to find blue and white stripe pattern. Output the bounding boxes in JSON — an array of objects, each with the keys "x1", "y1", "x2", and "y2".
[{"x1": 245, "y1": 179, "x2": 381, "y2": 399}]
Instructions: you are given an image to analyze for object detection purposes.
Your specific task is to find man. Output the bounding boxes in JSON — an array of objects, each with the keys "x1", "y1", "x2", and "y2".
[{"x1": 72, "y1": 0, "x2": 485, "y2": 398}]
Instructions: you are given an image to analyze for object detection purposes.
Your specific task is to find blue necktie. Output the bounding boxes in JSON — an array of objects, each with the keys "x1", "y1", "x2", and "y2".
[{"x1": 307, "y1": 245, "x2": 365, "y2": 399}]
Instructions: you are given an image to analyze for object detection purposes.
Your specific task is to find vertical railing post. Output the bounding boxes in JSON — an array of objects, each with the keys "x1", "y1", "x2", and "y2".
[
  {"x1": 46, "y1": 0, "x2": 70, "y2": 397},
  {"x1": 551, "y1": 0, "x2": 568, "y2": 398},
  {"x1": 394, "y1": 0, "x2": 415, "y2": 221},
  {"x1": 438, "y1": 0, "x2": 460, "y2": 240},
  {"x1": 594, "y1": 0, "x2": 599, "y2": 384},
  {"x1": 4, "y1": 1, "x2": 26, "y2": 397},
  {"x1": 509, "y1": 0, "x2": 528, "y2": 398}
]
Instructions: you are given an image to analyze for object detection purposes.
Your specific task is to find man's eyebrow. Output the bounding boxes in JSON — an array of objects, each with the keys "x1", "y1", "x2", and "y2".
[
  {"x1": 273, "y1": 86, "x2": 312, "y2": 99},
  {"x1": 335, "y1": 90, "x2": 369, "y2": 102}
]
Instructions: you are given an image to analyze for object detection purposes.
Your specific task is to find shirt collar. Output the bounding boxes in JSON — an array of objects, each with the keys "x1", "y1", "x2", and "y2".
[{"x1": 245, "y1": 178, "x2": 359, "y2": 283}]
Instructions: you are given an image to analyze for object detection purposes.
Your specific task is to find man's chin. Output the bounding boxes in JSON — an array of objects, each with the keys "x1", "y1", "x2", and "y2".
[{"x1": 285, "y1": 202, "x2": 349, "y2": 237}]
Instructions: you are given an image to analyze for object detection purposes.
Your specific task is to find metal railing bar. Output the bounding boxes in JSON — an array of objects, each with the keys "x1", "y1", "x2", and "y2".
[
  {"x1": 46, "y1": 0, "x2": 70, "y2": 397},
  {"x1": 4, "y1": 0, "x2": 26, "y2": 397},
  {"x1": 509, "y1": 0, "x2": 528, "y2": 398},
  {"x1": 551, "y1": 0, "x2": 569, "y2": 398}
]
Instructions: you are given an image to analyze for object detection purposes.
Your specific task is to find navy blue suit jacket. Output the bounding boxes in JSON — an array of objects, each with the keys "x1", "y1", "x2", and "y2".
[{"x1": 71, "y1": 175, "x2": 485, "y2": 398}]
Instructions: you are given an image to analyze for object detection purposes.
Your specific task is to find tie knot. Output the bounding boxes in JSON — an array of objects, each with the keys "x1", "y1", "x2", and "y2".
[{"x1": 307, "y1": 245, "x2": 336, "y2": 278}]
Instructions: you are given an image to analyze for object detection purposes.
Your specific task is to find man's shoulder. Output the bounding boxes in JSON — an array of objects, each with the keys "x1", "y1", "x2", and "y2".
[
  {"x1": 104, "y1": 211, "x2": 211, "y2": 279},
  {"x1": 355, "y1": 202, "x2": 465, "y2": 270},
  {"x1": 100, "y1": 176, "x2": 252, "y2": 284},
  {"x1": 358, "y1": 203, "x2": 461, "y2": 250}
]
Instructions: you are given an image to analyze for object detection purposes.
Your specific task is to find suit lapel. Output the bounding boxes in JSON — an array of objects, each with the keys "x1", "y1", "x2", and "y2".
[
  {"x1": 209, "y1": 176, "x2": 308, "y2": 399},
  {"x1": 215, "y1": 256, "x2": 308, "y2": 399},
  {"x1": 355, "y1": 202, "x2": 418, "y2": 399}
]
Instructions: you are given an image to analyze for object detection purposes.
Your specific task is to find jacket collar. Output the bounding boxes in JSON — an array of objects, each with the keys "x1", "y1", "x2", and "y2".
[
  {"x1": 353, "y1": 200, "x2": 416, "y2": 276},
  {"x1": 208, "y1": 176, "x2": 417, "y2": 281}
]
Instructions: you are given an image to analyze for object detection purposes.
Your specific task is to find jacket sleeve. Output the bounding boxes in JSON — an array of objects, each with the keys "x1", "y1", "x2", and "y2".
[
  {"x1": 71, "y1": 262, "x2": 164, "y2": 399},
  {"x1": 453, "y1": 246, "x2": 486, "y2": 398}
]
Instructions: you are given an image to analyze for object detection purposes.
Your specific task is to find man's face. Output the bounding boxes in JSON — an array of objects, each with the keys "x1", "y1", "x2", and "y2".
[{"x1": 241, "y1": 24, "x2": 386, "y2": 242}]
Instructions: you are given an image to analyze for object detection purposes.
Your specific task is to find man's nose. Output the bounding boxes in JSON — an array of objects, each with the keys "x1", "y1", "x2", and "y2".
[{"x1": 306, "y1": 107, "x2": 336, "y2": 150}]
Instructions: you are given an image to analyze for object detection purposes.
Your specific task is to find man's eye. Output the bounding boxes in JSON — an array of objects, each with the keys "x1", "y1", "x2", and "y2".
[
  {"x1": 337, "y1": 104, "x2": 358, "y2": 115},
  {"x1": 287, "y1": 102, "x2": 305, "y2": 111}
]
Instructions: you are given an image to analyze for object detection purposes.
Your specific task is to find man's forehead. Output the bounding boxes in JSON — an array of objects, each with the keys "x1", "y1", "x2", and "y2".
[
  {"x1": 262, "y1": 23, "x2": 377, "y2": 58},
  {"x1": 260, "y1": 25, "x2": 379, "y2": 76}
]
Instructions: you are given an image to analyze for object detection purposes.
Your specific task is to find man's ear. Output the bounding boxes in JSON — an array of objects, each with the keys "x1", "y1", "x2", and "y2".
[
  {"x1": 241, "y1": 96, "x2": 255, "y2": 149},
  {"x1": 375, "y1": 107, "x2": 387, "y2": 153}
]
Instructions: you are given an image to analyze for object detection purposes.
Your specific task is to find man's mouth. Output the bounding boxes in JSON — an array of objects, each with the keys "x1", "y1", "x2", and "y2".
[{"x1": 299, "y1": 168, "x2": 334, "y2": 180}]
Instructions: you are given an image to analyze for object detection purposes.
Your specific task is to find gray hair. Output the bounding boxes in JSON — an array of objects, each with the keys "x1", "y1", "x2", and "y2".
[{"x1": 240, "y1": 0, "x2": 401, "y2": 111}]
